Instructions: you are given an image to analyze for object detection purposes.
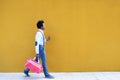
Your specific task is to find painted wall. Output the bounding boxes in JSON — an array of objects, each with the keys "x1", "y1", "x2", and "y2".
[{"x1": 0, "y1": 0, "x2": 120, "y2": 72}]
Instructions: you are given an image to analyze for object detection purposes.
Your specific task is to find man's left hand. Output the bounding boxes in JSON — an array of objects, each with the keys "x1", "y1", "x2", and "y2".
[{"x1": 46, "y1": 36, "x2": 51, "y2": 41}]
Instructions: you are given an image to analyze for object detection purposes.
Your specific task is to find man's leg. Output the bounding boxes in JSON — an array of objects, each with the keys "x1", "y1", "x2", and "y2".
[
  {"x1": 39, "y1": 45, "x2": 54, "y2": 79},
  {"x1": 24, "y1": 68, "x2": 30, "y2": 77}
]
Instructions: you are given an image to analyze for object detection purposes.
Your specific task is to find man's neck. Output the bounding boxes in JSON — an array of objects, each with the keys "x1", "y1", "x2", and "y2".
[{"x1": 38, "y1": 29, "x2": 42, "y2": 30}]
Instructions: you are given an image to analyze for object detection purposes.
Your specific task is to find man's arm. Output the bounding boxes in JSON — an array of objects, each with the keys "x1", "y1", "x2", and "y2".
[{"x1": 35, "y1": 32, "x2": 41, "y2": 55}]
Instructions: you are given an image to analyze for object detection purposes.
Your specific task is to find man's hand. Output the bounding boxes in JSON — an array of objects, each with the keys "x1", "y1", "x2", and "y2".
[
  {"x1": 36, "y1": 54, "x2": 39, "y2": 57},
  {"x1": 46, "y1": 36, "x2": 51, "y2": 42}
]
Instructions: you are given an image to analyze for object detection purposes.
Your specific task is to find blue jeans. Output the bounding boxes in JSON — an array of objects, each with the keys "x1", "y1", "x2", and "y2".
[{"x1": 25, "y1": 45, "x2": 49, "y2": 76}]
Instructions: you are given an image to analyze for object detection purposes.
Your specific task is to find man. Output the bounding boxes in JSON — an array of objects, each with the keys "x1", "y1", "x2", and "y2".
[{"x1": 24, "y1": 20, "x2": 54, "y2": 79}]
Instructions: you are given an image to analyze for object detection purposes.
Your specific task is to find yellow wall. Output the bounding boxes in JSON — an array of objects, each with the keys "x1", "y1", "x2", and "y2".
[{"x1": 0, "y1": 0, "x2": 120, "y2": 72}]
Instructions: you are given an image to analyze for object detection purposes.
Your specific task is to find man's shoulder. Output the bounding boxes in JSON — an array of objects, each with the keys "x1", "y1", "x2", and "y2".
[{"x1": 36, "y1": 31, "x2": 43, "y2": 36}]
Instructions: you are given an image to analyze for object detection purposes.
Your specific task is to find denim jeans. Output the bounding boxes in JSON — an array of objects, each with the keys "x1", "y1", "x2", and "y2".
[{"x1": 25, "y1": 45, "x2": 49, "y2": 76}]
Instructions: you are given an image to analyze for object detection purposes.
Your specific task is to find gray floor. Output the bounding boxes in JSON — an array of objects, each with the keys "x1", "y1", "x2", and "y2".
[{"x1": 0, "y1": 72, "x2": 120, "y2": 80}]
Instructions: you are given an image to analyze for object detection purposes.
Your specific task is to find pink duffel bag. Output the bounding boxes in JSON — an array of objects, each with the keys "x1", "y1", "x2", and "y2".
[{"x1": 25, "y1": 58, "x2": 43, "y2": 74}]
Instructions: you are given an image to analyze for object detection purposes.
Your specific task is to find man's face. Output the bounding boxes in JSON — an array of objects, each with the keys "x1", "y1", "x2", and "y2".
[{"x1": 41, "y1": 23, "x2": 45, "y2": 30}]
